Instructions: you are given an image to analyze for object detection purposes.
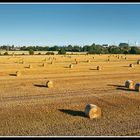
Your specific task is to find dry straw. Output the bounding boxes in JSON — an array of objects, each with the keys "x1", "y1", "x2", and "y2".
[
  {"x1": 46, "y1": 80, "x2": 53, "y2": 88},
  {"x1": 85, "y1": 104, "x2": 101, "y2": 119},
  {"x1": 125, "y1": 80, "x2": 134, "y2": 89},
  {"x1": 135, "y1": 83, "x2": 140, "y2": 92}
]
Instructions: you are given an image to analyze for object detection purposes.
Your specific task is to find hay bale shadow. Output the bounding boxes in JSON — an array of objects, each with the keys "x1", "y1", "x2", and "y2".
[
  {"x1": 122, "y1": 66, "x2": 129, "y2": 67},
  {"x1": 9, "y1": 74, "x2": 16, "y2": 76},
  {"x1": 116, "y1": 87, "x2": 135, "y2": 92},
  {"x1": 107, "y1": 84, "x2": 125, "y2": 88},
  {"x1": 34, "y1": 84, "x2": 46, "y2": 88},
  {"x1": 64, "y1": 66, "x2": 69, "y2": 68},
  {"x1": 24, "y1": 66, "x2": 30, "y2": 68},
  {"x1": 89, "y1": 68, "x2": 97, "y2": 70},
  {"x1": 107, "y1": 84, "x2": 137, "y2": 92},
  {"x1": 59, "y1": 109, "x2": 86, "y2": 118}
]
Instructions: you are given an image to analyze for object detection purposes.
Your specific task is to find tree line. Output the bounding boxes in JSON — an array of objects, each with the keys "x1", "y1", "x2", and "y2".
[{"x1": 0, "y1": 43, "x2": 140, "y2": 54}]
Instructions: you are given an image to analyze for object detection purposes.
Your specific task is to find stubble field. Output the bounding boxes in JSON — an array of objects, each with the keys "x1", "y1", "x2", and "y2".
[{"x1": 0, "y1": 53, "x2": 140, "y2": 136}]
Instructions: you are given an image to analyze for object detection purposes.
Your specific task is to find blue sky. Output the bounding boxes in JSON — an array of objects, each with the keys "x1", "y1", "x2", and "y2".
[{"x1": 0, "y1": 3, "x2": 140, "y2": 46}]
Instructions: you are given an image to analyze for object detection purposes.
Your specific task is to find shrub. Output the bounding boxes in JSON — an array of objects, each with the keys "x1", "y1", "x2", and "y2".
[
  {"x1": 4, "y1": 52, "x2": 8, "y2": 55},
  {"x1": 46, "y1": 52, "x2": 54, "y2": 55},
  {"x1": 29, "y1": 49, "x2": 34, "y2": 55},
  {"x1": 58, "y1": 48, "x2": 66, "y2": 55}
]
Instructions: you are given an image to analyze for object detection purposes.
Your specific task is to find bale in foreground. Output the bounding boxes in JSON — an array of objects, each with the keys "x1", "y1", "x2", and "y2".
[
  {"x1": 125, "y1": 80, "x2": 134, "y2": 89},
  {"x1": 46, "y1": 80, "x2": 53, "y2": 88},
  {"x1": 85, "y1": 104, "x2": 101, "y2": 119},
  {"x1": 135, "y1": 83, "x2": 140, "y2": 92}
]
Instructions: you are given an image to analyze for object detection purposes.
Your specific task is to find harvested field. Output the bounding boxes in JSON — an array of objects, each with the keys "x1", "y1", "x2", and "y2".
[{"x1": 0, "y1": 54, "x2": 140, "y2": 136}]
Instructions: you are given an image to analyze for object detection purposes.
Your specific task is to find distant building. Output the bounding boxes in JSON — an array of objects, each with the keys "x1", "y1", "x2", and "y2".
[{"x1": 102, "y1": 44, "x2": 109, "y2": 47}]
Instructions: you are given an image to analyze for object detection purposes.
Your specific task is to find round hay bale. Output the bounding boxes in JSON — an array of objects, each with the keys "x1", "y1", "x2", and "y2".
[
  {"x1": 16, "y1": 71, "x2": 21, "y2": 77},
  {"x1": 97, "y1": 66, "x2": 101, "y2": 70},
  {"x1": 87, "y1": 60, "x2": 90, "y2": 63},
  {"x1": 137, "y1": 60, "x2": 140, "y2": 64},
  {"x1": 29, "y1": 64, "x2": 32, "y2": 68},
  {"x1": 135, "y1": 83, "x2": 140, "y2": 92},
  {"x1": 125, "y1": 80, "x2": 134, "y2": 89},
  {"x1": 125, "y1": 57, "x2": 127, "y2": 60},
  {"x1": 129, "y1": 64, "x2": 133, "y2": 68},
  {"x1": 46, "y1": 80, "x2": 53, "y2": 88},
  {"x1": 85, "y1": 104, "x2": 101, "y2": 119},
  {"x1": 42, "y1": 63, "x2": 45, "y2": 67},
  {"x1": 69, "y1": 64, "x2": 73, "y2": 68},
  {"x1": 75, "y1": 61, "x2": 78, "y2": 64},
  {"x1": 107, "y1": 59, "x2": 110, "y2": 61}
]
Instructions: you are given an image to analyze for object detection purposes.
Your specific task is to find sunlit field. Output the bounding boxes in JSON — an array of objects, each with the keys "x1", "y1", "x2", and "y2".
[{"x1": 0, "y1": 53, "x2": 140, "y2": 136}]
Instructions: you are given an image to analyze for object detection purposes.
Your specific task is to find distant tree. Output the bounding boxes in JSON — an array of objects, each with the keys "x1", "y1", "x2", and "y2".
[
  {"x1": 29, "y1": 49, "x2": 34, "y2": 55},
  {"x1": 88, "y1": 44, "x2": 102, "y2": 54},
  {"x1": 11, "y1": 45, "x2": 14, "y2": 50},
  {"x1": 108, "y1": 45, "x2": 122, "y2": 54},
  {"x1": 49, "y1": 45, "x2": 59, "y2": 51},
  {"x1": 73, "y1": 45, "x2": 81, "y2": 52},
  {"x1": 67, "y1": 45, "x2": 73, "y2": 51},
  {"x1": 83, "y1": 45, "x2": 90, "y2": 52},
  {"x1": 119, "y1": 43, "x2": 129, "y2": 48},
  {"x1": 129, "y1": 47, "x2": 140, "y2": 54},
  {"x1": 58, "y1": 48, "x2": 66, "y2": 54}
]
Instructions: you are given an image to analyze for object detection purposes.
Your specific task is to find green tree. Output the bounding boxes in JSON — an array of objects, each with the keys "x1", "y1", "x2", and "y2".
[
  {"x1": 119, "y1": 43, "x2": 129, "y2": 48},
  {"x1": 58, "y1": 48, "x2": 66, "y2": 54},
  {"x1": 129, "y1": 47, "x2": 140, "y2": 54},
  {"x1": 4, "y1": 52, "x2": 8, "y2": 55},
  {"x1": 29, "y1": 49, "x2": 34, "y2": 55}
]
